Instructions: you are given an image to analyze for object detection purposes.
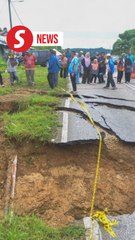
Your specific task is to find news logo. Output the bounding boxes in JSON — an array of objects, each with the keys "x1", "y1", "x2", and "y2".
[
  {"x1": 7, "y1": 25, "x2": 63, "y2": 52},
  {"x1": 7, "y1": 26, "x2": 33, "y2": 52}
]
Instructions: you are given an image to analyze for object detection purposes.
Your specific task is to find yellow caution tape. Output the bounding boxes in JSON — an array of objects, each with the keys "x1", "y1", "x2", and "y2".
[
  {"x1": 61, "y1": 89, "x2": 118, "y2": 239},
  {"x1": 93, "y1": 209, "x2": 119, "y2": 238}
]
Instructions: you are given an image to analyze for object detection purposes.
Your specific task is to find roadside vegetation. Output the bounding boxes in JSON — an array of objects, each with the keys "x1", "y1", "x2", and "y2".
[
  {"x1": 2, "y1": 105, "x2": 59, "y2": 141},
  {"x1": 0, "y1": 215, "x2": 85, "y2": 240},
  {"x1": 0, "y1": 61, "x2": 85, "y2": 240},
  {"x1": 0, "y1": 64, "x2": 67, "y2": 141},
  {"x1": 0, "y1": 64, "x2": 67, "y2": 95},
  {"x1": 112, "y1": 29, "x2": 135, "y2": 55}
]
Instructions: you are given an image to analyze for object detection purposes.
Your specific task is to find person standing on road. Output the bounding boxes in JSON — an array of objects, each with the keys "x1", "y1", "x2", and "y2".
[
  {"x1": 128, "y1": 50, "x2": 134, "y2": 70},
  {"x1": 124, "y1": 55, "x2": 132, "y2": 83},
  {"x1": 60, "y1": 53, "x2": 68, "y2": 78},
  {"x1": 98, "y1": 53, "x2": 106, "y2": 83},
  {"x1": 117, "y1": 56, "x2": 125, "y2": 83},
  {"x1": 104, "y1": 53, "x2": 116, "y2": 89},
  {"x1": 7, "y1": 53, "x2": 19, "y2": 86},
  {"x1": 81, "y1": 52, "x2": 91, "y2": 84},
  {"x1": 75, "y1": 53, "x2": 80, "y2": 84},
  {"x1": 91, "y1": 59, "x2": 99, "y2": 83},
  {"x1": 65, "y1": 48, "x2": 71, "y2": 68},
  {"x1": 23, "y1": 50, "x2": 37, "y2": 86},
  {"x1": 48, "y1": 50, "x2": 60, "y2": 89},
  {"x1": 68, "y1": 51, "x2": 78, "y2": 93},
  {"x1": 79, "y1": 51, "x2": 84, "y2": 83}
]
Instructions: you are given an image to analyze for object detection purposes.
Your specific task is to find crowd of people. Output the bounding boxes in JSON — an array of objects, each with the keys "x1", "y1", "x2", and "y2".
[
  {"x1": 0, "y1": 49, "x2": 134, "y2": 93},
  {"x1": 60, "y1": 49, "x2": 134, "y2": 93}
]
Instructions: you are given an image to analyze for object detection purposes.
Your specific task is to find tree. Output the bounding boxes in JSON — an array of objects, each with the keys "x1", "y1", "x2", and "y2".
[{"x1": 112, "y1": 29, "x2": 135, "y2": 55}]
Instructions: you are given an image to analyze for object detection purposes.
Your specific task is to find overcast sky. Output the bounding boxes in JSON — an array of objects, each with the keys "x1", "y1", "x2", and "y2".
[{"x1": 0, "y1": 0, "x2": 135, "y2": 49}]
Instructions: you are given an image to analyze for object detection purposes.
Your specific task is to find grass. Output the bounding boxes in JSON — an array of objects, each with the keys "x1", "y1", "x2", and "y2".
[
  {"x1": 27, "y1": 94, "x2": 60, "y2": 106},
  {"x1": 1, "y1": 93, "x2": 61, "y2": 141},
  {"x1": 0, "y1": 215, "x2": 85, "y2": 240},
  {"x1": 2, "y1": 105, "x2": 59, "y2": 141},
  {"x1": 0, "y1": 64, "x2": 67, "y2": 95},
  {"x1": 0, "y1": 63, "x2": 67, "y2": 141},
  {"x1": 14, "y1": 94, "x2": 60, "y2": 112},
  {"x1": 0, "y1": 86, "x2": 14, "y2": 95}
]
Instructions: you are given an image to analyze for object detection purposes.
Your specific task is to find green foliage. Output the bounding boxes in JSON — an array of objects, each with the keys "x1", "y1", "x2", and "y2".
[
  {"x1": 0, "y1": 86, "x2": 14, "y2": 96},
  {"x1": 0, "y1": 65, "x2": 67, "y2": 95},
  {"x1": 2, "y1": 105, "x2": 59, "y2": 141},
  {"x1": 60, "y1": 225, "x2": 85, "y2": 239},
  {"x1": 1, "y1": 93, "x2": 61, "y2": 142},
  {"x1": 0, "y1": 215, "x2": 60, "y2": 240},
  {"x1": 27, "y1": 94, "x2": 60, "y2": 106},
  {"x1": 0, "y1": 65, "x2": 67, "y2": 141},
  {"x1": 119, "y1": 29, "x2": 135, "y2": 41},
  {"x1": 32, "y1": 46, "x2": 62, "y2": 52},
  {"x1": 0, "y1": 57, "x2": 6, "y2": 72},
  {"x1": 112, "y1": 29, "x2": 135, "y2": 55},
  {"x1": 0, "y1": 215, "x2": 85, "y2": 240},
  {"x1": 71, "y1": 47, "x2": 111, "y2": 57},
  {"x1": 16, "y1": 94, "x2": 60, "y2": 111}
]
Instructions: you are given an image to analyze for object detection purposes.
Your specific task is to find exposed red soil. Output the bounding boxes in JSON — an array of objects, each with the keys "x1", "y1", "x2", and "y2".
[{"x1": 0, "y1": 135, "x2": 135, "y2": 227}]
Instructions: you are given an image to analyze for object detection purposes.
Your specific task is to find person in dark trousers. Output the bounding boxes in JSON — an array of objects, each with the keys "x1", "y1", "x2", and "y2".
[
  {"x1": 23, "y1": 50, "x2": 37, "y2": 86},
  {"x1": 104, "y1": 53, "x2": 116, "y2": 89},
  {"x1": 117, "y1": 56, "x2": 124, "y2": 83},
  {"x1": 65, "y1": 48, "x2": 71, "y2": 66},
  {"x1": 124, "y1": 55, "x2": 132, "y2": 83},
  {"x1": 0, "y1": 72, "x2": 4, "y2": 87},
  {"x1": 68, "y1": 51, "x2": 78, "y2": 93},
  {"x1": 81, "y1": 52, "x2": 91, "y2": 84},
  {"x1": 98, "y1": 53, "x2": 106, "y2": 83},
  {"x1": 128, "y1": 50, "x2": 134, "y2": 70},
  {"x1": 48, "y1": 50, "x2": 60, "y2": 89},
  {"x1": 91, "y1": 59, "x2": 99, "y2": 83},
  {"x1": 7, "y1": 53, "x2": 19, "y2": 85},
  {"x1": 60, "y1": 53, "x2": 68, "y2": 78}
]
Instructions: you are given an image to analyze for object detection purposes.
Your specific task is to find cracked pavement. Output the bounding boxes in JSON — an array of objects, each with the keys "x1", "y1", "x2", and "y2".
[{"x1": 58, "y1": 79, "x2": 135, "y2": 144}]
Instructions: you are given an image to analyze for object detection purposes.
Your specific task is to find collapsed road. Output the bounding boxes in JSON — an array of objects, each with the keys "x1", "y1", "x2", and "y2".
[
  {"x1": 58, "y1": 81, "x2": 135, "y2": 144},
  {"x1": 0, "y1": 80, "x2": 135, "y2": 240},
  {"x1": 56, "y1": 80, "x2": 135, "y2": 239}
]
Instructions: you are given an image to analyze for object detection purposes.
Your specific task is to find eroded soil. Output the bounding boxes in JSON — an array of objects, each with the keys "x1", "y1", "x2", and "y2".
[
  {"x1": 0, "y1": 136, "x2": 135, "y2": 227},
  {"x1": 0, "y1": 95, "x2": 135, "y2": 227}
]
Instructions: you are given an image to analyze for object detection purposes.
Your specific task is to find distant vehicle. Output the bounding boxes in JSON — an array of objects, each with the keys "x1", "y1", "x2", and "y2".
[
  {"x1": 32, "y1": 50, "x2": 49, "y2": 67},
  {"x1": 20, "y1": 50, "x2": 49, "y2": 67},
  {"x1": 20, "y1": 49, "x2": 61, "y2": 67}
]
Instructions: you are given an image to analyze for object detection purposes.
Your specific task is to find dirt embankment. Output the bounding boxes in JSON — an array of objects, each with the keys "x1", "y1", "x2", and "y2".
[
  {"x1": 0, "y1": 95, "x2": 135, "y2": 227},
  {"x1": 0, "y1": 135, "x2": 135, "y2": 227}
]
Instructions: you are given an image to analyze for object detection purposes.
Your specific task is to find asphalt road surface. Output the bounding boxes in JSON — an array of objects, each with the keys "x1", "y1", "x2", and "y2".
[{"x1": 61, "y1": 78, "x2": 135, "y2": 144}]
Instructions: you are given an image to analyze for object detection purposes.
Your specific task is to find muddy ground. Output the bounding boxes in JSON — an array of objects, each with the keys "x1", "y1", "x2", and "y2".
[{"x1": 0, "y1": 95, "x2": 135, "y2": 227}]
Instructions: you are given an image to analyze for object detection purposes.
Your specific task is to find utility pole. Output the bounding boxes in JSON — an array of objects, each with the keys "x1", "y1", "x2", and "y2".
[{"x1": 8, "y1": 0, "x2": 13, "y2": 29}]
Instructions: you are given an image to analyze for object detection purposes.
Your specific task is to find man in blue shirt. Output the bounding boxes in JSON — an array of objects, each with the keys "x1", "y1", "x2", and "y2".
[
  {"x1": 65, "y1": 48, "x2": 71, "y2": 66},
  {"x1": 128, "y1": 50, "x2": 134, "y2": 70},
  {"x1": 48, "y1": 50, "x2": 60, "y2": 89},
  {"x1": 68, "y1": 51, "x2": 79, "y2": 93},
  {"x1": 104, "y1": 53, "x2": 117, "y2": 89}
]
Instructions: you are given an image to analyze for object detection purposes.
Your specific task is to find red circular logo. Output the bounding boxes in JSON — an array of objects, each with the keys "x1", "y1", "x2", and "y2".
[{"x1": 7, "y1": 25, "x2": 33, "y2": 52}]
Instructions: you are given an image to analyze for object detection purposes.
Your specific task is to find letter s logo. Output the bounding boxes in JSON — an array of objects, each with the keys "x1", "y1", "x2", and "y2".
[
  {"x1": 7, "y1": 25, "x2": 33, "y2": 52},
  {"x1": 14, "y1": 30, "x2": 25, "y2": 48}
]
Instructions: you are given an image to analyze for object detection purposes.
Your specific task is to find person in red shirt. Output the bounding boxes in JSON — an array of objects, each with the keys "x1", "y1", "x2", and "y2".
[
  {"x1": 23, "y1": 50, "x2": 37, "y2": 86},
  {"x1": 60, "y1": 53, "x2": 68, "y2": 78},
  {"x1": 91, "y1": 59, "x2": 99, "y2": 83}
]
